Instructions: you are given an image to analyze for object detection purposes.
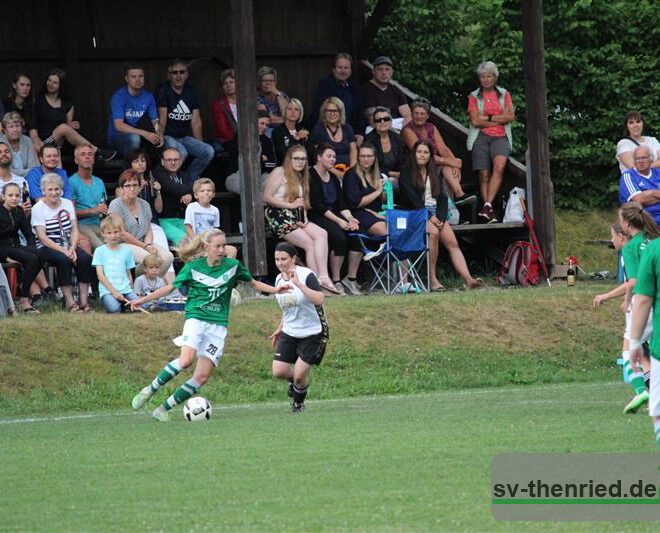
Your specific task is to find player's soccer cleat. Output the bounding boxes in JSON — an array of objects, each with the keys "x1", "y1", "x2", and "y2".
[
  {"x1": 131, "y1": 388, "x2": 152, "y2": 410},
  {"x1": 291, "y1": 402, "x2": 305, "y2": 413},
  {"x1": 623, "y1": 390, "x2": 649, "y2": 414},
  {"x1": 152, "y1": 405, "x2": 170, "y2": 422}
]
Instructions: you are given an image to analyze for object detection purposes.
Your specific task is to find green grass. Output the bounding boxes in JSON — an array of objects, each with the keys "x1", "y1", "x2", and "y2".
[
  {"x1": 1, "y1": 382, "x2": 656, "y2": 532},
  {"x1": 0, "y1": 283, "x2": 625, "y2": 415}
]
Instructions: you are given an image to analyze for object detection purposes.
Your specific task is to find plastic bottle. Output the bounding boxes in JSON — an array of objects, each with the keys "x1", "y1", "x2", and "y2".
[{"x1": 382, "y1": 178, "x2": 394, "y2": 211}]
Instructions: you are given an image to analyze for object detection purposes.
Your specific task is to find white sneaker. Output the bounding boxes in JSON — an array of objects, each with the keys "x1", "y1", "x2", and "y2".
[
  {"x1": 333, "y1": 282, "x2": 347, "y2": 296},
  {"x1": 341, "y1": 278, "x2": 363, "y2": 296},
  {"x1": 152, "y1": 405, "x2": 170, "y2": 422},
  {"x1": 364, "y1": 243, "x2": 386, "y2": 262},
  {"x1": 131, "y1": 388, "x2": 152, "y2": 410}
]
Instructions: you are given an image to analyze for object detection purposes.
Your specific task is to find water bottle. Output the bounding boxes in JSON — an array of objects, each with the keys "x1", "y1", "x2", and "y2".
[
  {"x1": 22, "y1": 182, "x2": 30, "y2": 203},
  {"x1": 382, "y1": 178, "x2": 394, "y2": 211},
  {"x1": 100, "y1": 190, "x2": 108, "y2": 219}
]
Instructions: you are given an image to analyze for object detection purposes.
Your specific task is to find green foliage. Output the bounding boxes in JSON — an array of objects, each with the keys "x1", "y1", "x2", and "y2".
[{"x1": 368, "y1": 0, "x2": 660, "y2": 208}]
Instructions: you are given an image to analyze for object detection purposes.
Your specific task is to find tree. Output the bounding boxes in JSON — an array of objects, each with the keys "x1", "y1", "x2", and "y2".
[{"x1": 369, "y1": 0, "x2": 660, "y2": 208}]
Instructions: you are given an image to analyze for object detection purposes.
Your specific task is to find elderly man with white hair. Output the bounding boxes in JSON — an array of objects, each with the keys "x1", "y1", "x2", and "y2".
[
  {"x1": 467, "y1": 60, "x2": 515, "y2": 223},
  {"x1": 620, "y1": 145, "x2": 660, "y2": 224}
]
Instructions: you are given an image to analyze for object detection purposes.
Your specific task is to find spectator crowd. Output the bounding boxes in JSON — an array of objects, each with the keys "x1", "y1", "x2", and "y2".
[{"x1": 0, "y1": 54, "x2": 517, "y2": 314}]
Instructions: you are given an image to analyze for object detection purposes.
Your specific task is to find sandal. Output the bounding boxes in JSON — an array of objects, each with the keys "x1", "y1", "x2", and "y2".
[
  {"x1": 66, "y1": 303, "x2": 83, "y2": 313},
  {"x1": 430, "y1": 284, "x2": 447, "y2": 293},
  {"x1": 80, "y1": 304, "x2": 95, "y2": 313},
  {"x1": 20, "y1": 306, "x2": 41, "y2": 315}
]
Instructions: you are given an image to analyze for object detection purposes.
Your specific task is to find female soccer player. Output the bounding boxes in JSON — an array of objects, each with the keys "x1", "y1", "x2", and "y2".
[
  {"x1": 618, "y1": 202, "x2": 660, "y2": 413},
  {"x1": 269, "y1": 242, "x2": 329, "y2": 413},
  {"x1": 129, "y1": 228, "x2": 290, "y2": 421}
]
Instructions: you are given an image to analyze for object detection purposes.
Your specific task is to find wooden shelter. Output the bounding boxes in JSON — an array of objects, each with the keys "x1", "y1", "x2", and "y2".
[{"x1": 0, "y1": 0, "x2": 554, "y2": 276}]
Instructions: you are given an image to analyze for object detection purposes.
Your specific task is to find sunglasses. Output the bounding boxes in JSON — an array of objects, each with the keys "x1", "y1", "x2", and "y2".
[{"x1": 374, "y1": 117, "x2": 391, "y2": 123}]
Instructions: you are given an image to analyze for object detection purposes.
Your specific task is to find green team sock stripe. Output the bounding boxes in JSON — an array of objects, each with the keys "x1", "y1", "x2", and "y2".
[{"x1": 630, "y1": 375, "x2": 646, "y2": 395}]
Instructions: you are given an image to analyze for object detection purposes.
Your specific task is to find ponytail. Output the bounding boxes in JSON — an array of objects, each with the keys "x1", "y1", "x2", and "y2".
[
  {"x1": 619, "y1": 202, "x2": 660, "y2": 240},
  {"x1": 177, "y1": 228, "x2": 226, "y2": 262}
]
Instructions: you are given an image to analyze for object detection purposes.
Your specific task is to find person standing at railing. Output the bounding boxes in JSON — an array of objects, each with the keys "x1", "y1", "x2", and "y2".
[{"x1": 467, "y1": 61, "x2": 515, "y2": 224}]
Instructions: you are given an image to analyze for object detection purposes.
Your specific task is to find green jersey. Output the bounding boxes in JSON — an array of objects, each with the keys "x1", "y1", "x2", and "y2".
[
  {"x1": 633, "y1": 238, "x2": 660, "y2": 360},
  {"x1": 621, "y1": 232, "x2": 649, "y2": 281},
  {"x1": 173, "y1": 257, "x2": 253, "y2": 326}
]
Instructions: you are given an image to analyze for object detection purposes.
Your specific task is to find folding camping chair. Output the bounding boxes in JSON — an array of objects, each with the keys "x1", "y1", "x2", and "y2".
[{"x1": 350, "y1": 208, "x2": 429, "y2": 294}]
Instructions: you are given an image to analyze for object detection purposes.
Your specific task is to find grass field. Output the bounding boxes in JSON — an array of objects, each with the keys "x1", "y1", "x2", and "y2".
[{"x1": 1, "y1": 382, "x2": 656, "y2": 532}]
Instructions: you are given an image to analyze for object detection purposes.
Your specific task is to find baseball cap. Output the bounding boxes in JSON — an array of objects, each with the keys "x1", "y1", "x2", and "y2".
[{"x1": 372, "y1": 56, "x2": 393, "y2": 67}]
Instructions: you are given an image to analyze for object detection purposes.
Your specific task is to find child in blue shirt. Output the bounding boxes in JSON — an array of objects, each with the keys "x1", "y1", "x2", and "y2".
[{"x1": 92, "y1": 217, "x2": 138, "y2": 313}]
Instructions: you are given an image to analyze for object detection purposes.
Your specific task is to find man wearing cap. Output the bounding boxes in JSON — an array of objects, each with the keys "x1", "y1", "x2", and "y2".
[{"x1": 360, "y1": 56, "x2": 412, "y2": 129}]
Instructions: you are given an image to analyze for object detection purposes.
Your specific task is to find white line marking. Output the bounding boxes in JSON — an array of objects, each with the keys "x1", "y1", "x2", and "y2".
[{"x1": 0, "y1": 382, "x2": 622, "y2": 425}]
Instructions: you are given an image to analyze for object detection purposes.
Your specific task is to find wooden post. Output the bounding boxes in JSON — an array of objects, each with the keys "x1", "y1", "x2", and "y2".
[
  {"x1": 521, "y1": 0, "x2": 556, "y2": 267},
  {"x1": 230, "y1": 0, "x2": 267, "y2": 275}
]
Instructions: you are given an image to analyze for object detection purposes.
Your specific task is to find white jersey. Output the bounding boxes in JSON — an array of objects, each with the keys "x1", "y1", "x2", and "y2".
[{"x1": 275, "y1": 265, "x2": 324, "y2": 337}]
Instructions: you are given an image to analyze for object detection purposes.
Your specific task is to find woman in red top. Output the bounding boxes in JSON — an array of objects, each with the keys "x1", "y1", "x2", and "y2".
[
  {"x1": 467, "y1": 61, "x2": 515, "y2": 223},
  {"x1": 211, "y1": 69, "x2": 238, "y2": 156}
]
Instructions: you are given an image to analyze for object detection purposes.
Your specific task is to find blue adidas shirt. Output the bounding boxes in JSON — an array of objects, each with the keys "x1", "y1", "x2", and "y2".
[{"x1": 619, "y1": 167, "x2": 660, "y2": 224}]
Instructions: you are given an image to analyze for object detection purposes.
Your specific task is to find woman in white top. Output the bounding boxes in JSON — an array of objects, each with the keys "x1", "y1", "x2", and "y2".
[
  {"x1": 31, "y1": 172, "x2": 94, "y2": 312},
  {"x1": 616, "y1": 111, "x2": 660, "y2": 172},
  {"x1": 263, "y1": 145, "x2": 338, "y2": 293},
  {"x1": 269, "y1": 242, "x2": 328, "y2": 412}
]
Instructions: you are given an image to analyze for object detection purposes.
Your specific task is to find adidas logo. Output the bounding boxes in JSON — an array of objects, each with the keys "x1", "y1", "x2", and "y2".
[{"x1": 169, "y1": 100, "x2": 192, "y2": 121}]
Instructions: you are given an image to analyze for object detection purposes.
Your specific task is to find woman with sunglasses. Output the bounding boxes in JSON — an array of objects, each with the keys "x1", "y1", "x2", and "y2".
[
  {"x1": 263, "y1": 145, "x2": 338, "y2": 294},
  {"x1": 365, "y1": 106, "x2": 405, "y2": 185}
]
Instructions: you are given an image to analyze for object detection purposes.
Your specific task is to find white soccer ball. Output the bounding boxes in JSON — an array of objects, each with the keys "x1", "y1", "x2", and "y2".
[{"x1": 183, "y1": 396, "x2": 212, "y2": 421}]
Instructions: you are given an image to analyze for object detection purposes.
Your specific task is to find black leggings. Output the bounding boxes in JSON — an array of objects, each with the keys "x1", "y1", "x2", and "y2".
[
  {"x1": 0, "y1": 245, "x2": 43, "y2": 298},
  {"x1": 308, "y1": 214, "x2": 361, "y2": 256},
  {"x1": 37, "y1": 246, "x2": 93, "y2": 286}
]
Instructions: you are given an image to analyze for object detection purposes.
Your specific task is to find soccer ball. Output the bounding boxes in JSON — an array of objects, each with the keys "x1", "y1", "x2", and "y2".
[{"x1": 183, "y1": 396, "x2": 212, "y2": 421}]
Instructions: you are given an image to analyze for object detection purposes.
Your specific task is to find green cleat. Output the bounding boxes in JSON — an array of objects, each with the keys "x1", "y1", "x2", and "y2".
[
  {"x1": 623, "y1": 391, "x2": 649, "y2": 414},
  {"x1": 131, "y1": 388, "x2": 152, "y2": 410},
  {"x1": 152, "y1": 405, "x2": 170, "y2": 422}
]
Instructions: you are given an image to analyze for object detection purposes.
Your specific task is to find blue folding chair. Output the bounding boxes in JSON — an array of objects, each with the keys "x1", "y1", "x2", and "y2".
[
  {"x1": 382, "y1": 209, "x2": 429, "y2": 294},
  {"x1": 349, "y1": 209, "x2": 429, "y2": 294}
]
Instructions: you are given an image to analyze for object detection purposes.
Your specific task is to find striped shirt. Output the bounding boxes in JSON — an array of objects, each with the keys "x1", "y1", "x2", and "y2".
[{"x1": 31, "y1": 198, "x2": 76, "y2": 248}]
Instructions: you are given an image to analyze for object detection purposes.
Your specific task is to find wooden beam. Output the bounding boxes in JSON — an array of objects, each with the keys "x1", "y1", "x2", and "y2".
[
  {"x1": 521, "y1": 0, "x2": 556, "y2": 267},
  {"x1": 230, "y1": 0, "x2": 268, "y2": 276},
  {"x1": 357, "y1": 0, "x2": 396, "y2": 59}
]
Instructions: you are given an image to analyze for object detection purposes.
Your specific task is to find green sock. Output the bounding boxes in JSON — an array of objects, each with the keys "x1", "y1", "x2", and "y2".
[
  {"x1": 630, "y1": 372, "x2": 646, "y2": 395},
  {"x1": 150, "y1": 359, "x2": 183, "y2": 393},
  {"x1": 163, "y1": 378, "x2": 201, "y2": 411}
]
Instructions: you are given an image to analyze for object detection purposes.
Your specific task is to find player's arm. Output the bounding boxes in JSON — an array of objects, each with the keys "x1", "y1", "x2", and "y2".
[
  {"x1": 629, "y1": 294, "x2": 653, "y2": 368},
  {"x1": 268, "y1": 318, "x2": 284, "y2": 348},
  {"x1": 130, "y1": 283, "x2": 175, "y2": 309},
  {"x1": 592, "y1": 281, "x2": 629, "y2": 307},
  {"x1": 250, "y1": 279, "x2": 290, "y2": 294}
]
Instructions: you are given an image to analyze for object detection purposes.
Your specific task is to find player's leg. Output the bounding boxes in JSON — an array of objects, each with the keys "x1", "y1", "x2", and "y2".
[
  {"x1": 153, "y1": 323, "x2": 226, "y2": 421},
  {"x1": 273, "y1": 333, "x2": 297, "y2": 401},
  {"x1": 648, "y1": 357, "x2": 660, "y2": 448},
  {"x1": 132, "y1": 345, "x2": 195, "y2": 410},
  {"x1": 623, "y1": 307, "x2": 650, "y2": 413},
  {"x1": 291, "y1": 358, "x2": 312, "y2": 413}
]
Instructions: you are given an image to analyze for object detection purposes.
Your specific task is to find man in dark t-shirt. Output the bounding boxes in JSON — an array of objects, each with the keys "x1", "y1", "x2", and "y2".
[
  {"x1": 155, "y1": 59, "x2": 214, "y2": 181},
  {"x1": 359, "y1": 56, "x2": 412, "y2": 129}
]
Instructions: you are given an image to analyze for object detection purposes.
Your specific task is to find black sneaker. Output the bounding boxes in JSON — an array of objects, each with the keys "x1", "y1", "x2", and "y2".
[
  {"x1": 477, "y1": 205, "x2": 492, "y2": 223},
  {"x1": 96, "y1": 148, "x2": 118, "y2": 162},
  {"x1": 291, "y1": 402, "x2": 305, "y2": 413},
  {"x1": 31, "y1": 294, "x2": 44, "y2": 308},
  {"x1": 454, "y1": 193, "x2": 477, "y2": 206}
]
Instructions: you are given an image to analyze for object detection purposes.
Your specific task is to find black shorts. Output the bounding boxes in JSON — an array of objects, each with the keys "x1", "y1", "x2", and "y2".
[{"x1": 274, "y1": 331, "x2": 328, "y2": 366}]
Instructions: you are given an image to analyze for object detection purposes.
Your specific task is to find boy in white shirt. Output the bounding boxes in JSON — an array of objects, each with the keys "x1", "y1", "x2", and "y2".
[{"x1": 184, "y1": 178, "x2": 237, "y2": 258}]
